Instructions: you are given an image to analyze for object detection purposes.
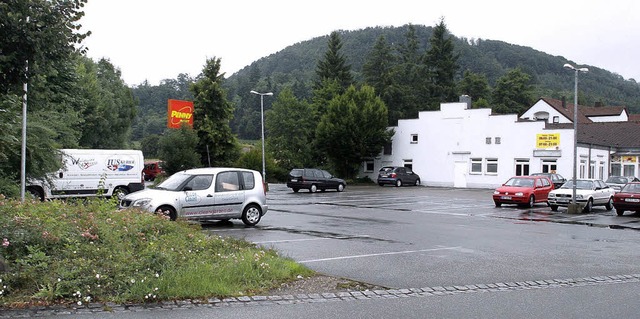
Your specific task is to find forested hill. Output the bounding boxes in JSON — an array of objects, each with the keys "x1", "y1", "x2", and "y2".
[{"x1": 222, "y1": 24, "x2": 640, "y2": 138}]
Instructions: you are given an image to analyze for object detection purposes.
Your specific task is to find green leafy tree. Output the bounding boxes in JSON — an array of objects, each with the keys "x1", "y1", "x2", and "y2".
[
  {"x1": 265, "y1": 87, "x2": 316, "y2": 169},
  {"x1": 159, "y1": 125, "x2": 200, "y2": 175},
  {"x1": 424, "y1": 18, "x2": 459, "y2": 108},
  {"x1": 458, "y1": 70, "x2": 491, "y2": 104},
  {"x1": 191, "y1": 57, "x2": 240, "y2": 167},
  {"x1": 0, "y1": 0, "x2": 89, "y2": 95},
  {"x1": 314, "y1": 31, "x2": 353, "y2": 92},
  {"x1": 491, "y1": 68, "x2": 534, "y2": 114},
  {"x1": 141, "y1": 134, "x2": 161, "y2": 159},
  {"x1": 76, "y1": 57, "x2": 137, "y2": 148},
  {"x1": 316, "y1": 85, "x2": 393, "y2": 179}
]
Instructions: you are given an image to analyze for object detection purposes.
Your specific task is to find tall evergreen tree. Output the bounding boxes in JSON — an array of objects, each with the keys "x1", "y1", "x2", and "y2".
[
  {"x1": 458, "y1": 70, "x2": 491, "y2": 103},
  {"x1": 393, "y1": 24, "x2": 424, "y2": 120},
  {"x1": 191, "y1": 57, "x2": 240, "y2": 167},
  {"x1": 424, "y1": 18, "x2": 459, "y2": 109},
  {"x1": 363, "y1": 35, "x2": 404, "y2": 125},
  {"x1": 491, "y1": 68, "x2": 534, "y2": 115},
  {"x1": 314, "y1": 31, "x2": 353, "y2": 92}
]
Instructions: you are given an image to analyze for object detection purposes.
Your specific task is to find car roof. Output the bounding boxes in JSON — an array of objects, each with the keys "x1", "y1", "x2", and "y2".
[{"x1": 179, "y1": 167, "x2": 257, "y2": 175}]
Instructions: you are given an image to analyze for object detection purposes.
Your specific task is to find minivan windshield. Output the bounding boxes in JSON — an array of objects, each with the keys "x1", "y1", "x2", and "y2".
[{"x1": 155, "y1": 172, "x2": 192, "y2": 191}]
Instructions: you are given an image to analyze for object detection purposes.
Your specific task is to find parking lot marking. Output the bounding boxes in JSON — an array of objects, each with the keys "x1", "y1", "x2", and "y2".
[
  {"x1": 254, "y1": 238, "x2": 334, "y2": 244},
  {"x1": 299, "y1": 246, "x2": 462, "y2": 263}
]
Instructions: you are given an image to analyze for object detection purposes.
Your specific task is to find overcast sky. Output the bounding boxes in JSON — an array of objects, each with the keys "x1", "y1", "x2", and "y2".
[{"x1": 81, "y1": 0, "x2": 640, "y2": 86}]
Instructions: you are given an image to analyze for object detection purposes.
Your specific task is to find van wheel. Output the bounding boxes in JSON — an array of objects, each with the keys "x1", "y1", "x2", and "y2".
[
  {"x1": 415, "y1": 179, "x2": 420, "y2": 186},
  {"x1": 310, "y1": 184, "x2": 317, "y2": 193},
  {"x1": 242, "y1": 204, "x2": 262, "y2": 226},
  {"x1": 337, "y1": 184, "x2": 345, "y2": 192},
  {"x1": 26, "y1": 187, "x2": 44, "y2": 201},
  {"x1": 155, "y1": 205, "x2": 177, "y2": 221},
  {"x1": 113, "y1": 186, "x2": 129, "y2": 200}
]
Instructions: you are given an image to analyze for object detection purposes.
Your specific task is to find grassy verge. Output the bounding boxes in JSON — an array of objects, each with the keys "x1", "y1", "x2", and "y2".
[{"x1": 0, "y1": 195, "x2": 313, "y2": 308}]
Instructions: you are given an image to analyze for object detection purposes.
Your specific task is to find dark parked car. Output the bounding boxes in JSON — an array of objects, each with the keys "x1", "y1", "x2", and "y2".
[
  {"x1": 613, "y1": 182, "x2": 640, "y2": 216},
  {"x1": 377, "y1": 166, "x2": 420, "y2": 187},
  {"x1": 286, "y1": 168, "x2": 346, "y2": 193},
  {"x1": 605, "y1": 176, "x2": 640, "y2": 192},
  {"x1": 530, "y1": 173, "x2": 566, "y2": 189},
  {"x1": 143, "y1": 161, "x2": 165, "y2": 181}
]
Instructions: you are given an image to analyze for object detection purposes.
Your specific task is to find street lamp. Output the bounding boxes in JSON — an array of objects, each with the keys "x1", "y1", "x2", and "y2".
[
  {"x1": 563, "y1": 63, "x2": 588, "y2": 213},
  {"x1": 250, "y1": 90, "x2": 273, "y2": 184}
]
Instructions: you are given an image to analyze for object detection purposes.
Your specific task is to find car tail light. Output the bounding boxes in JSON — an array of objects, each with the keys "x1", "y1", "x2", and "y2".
[
  {"x1": 263, "y1": 181, "x2": 268, "y2": 195},
  {"x1": 390, "y1": 173, "x2": 397, "y2": 178}
]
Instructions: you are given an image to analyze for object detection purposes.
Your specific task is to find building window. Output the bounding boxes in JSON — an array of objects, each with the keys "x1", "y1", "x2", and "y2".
[
  {"x1": 364, "y1": 161, "x2": 374, "y2": 172},
  {"x1": 579, "y1": 159, "x2": 586, "y2": 178},
  {"x1": 515, "y1": 159, "x2": 530, "y2": 176},
  {"x1": 599, "y1": 162, "x2": 605, "y2": 180},
  {"x1": 624, "y1": 165, "x2": 636, "y2": 177},
  {"x1": 589, "y1": 160, "x2": 596, "y2": 179},
  {"x1": 403, "y1": 159, "x2": 413, "y2": 170},
  {"x1": 542, "y1": 160, "x2": 557, "y2": 173},
  {"x1": 486, "y1": 158, "x2": 498, "y2": 174},
  {"x1": 411, "y1": 134, "x2": 418, "y2": 144},
  {"x1": 553, "y1": 116, "x2": 559, "y2": 123},
  {"x1": 485, "y1": 137, "x2": 492, "y2": 144},
  {"x1": 470, "y1": 158, "x2": 482, "y2": 174},
  {"x1": 495, "y1": 137, "x2": 501, "y2": 144},
  {"x1": 611, "y1": 163, "x2": 622, "y2": 176},
  {"x1": 383, "y1": 143, "x2": 392, "y2": 155}
]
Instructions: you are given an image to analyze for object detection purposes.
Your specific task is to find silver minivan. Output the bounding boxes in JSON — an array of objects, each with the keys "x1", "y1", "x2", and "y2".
[{"x1": 119, "y1": 167, "x2": 268, "y2": 226}]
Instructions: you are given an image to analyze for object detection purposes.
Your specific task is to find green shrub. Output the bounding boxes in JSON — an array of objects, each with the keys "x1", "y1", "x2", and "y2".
[{"x1": 0, "y1": 196, "x2": 313, "y2": 306}]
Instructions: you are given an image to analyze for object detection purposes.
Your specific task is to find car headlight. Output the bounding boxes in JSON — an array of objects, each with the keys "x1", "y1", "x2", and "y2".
[
  {"x1": 575, "y1": 194, "x2": 583, "y2": 199},
  {"x1": 132, "y1": 198, "x2": 152, "y2": 207},
  {"x1": 515, "y1": 192, "x2": 524, "y2": 196},
  {"x1": 548, "y1": 193, "x2": 555, "y2": 198},
  {"x1": 493, "y1": 190, "x2": 500, "y2": 195}
]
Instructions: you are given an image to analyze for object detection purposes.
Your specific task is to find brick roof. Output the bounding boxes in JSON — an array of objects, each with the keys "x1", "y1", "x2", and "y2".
[{"x1": 539, "y1": 97, "x2": 592, "y2": 124}]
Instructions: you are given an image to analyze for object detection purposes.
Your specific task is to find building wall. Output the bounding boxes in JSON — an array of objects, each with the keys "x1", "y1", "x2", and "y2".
[
  {"x1": 361, "y1": 102, "x2": 590, "y2": 189},
  {"x1": 520, "y1": 100, "x2": 571, "y2": 123}
]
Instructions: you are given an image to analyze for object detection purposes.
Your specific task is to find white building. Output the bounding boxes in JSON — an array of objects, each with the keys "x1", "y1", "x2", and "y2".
[{"x1": 360, "y1": 97, "x2": 640, "y2": 189}]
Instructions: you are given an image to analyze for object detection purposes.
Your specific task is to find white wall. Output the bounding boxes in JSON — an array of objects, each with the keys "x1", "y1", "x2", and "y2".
[{"x1": 362, "y1": 102, "x2": 580, "y2": 189}]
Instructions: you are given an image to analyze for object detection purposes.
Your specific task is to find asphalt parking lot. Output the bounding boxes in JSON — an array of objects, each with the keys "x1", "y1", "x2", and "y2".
[{"x1": 265, "y1": 183, "x2": 640, "y2": 231}]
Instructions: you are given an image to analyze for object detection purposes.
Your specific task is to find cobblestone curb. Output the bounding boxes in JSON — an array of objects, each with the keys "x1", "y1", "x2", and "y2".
[{"x1": 2, "y1": 274, "x2": 640, "y2": 317}]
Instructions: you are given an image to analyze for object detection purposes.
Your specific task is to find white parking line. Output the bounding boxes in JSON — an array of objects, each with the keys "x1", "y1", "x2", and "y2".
[
  {"x1": 254, "y1": 238, "x2": 334, "y2": 244},
  {"x1": 300, "y1": 246, "x2": 462, "y2": 263}
]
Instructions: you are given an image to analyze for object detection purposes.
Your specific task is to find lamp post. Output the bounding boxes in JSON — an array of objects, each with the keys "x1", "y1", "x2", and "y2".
[
  {"x1": 250, "y1": 90, "x2": 273, "y2": 183},
  {"x1": 563, "y1": 63, "x2": 588, "y2": 213}
]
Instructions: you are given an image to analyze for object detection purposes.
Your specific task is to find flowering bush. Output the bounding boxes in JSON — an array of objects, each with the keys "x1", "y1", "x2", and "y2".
[{"x1": 0, "y1": 196, "x2": 312, "y2": 307}]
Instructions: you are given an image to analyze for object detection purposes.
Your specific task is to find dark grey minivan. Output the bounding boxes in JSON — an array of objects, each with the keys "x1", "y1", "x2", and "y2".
[{"x1": 286, "y1": 168, "x2": 346, "y2": 193}]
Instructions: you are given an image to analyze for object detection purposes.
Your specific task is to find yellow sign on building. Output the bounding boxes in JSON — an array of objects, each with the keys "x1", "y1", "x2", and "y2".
[{"x1": 536, "y1": 133, "x2": 560, "y2": 149}]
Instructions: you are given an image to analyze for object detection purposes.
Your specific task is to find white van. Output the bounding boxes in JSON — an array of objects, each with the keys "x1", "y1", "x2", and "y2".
[{"x1": 27, "y1": 149, "x2": 145, "y2": 200}]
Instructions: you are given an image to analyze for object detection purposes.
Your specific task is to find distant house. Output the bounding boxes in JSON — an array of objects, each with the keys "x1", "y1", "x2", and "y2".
[{"x1": 359, "y1": 97, "x2": 640, "y2": 188}]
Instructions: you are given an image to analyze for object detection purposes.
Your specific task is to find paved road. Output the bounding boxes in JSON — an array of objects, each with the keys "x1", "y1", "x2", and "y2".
[{"x1": 13, "y1": 184, "x2": 640, "y2": 318}]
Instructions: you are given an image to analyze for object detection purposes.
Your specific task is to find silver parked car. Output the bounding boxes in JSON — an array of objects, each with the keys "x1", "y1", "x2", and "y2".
[
  {"x1": 119, "y1": 167, "x2": 268, "y2": 226},
  {"x1": 547, "y1": 178, "x2": 615, "y2": 213},
  {"x1": 605, "y1": 176, "x2": 640, "y2": 192}
]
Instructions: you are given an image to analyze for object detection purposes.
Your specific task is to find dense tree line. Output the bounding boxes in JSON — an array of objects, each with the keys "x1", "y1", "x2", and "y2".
[{"x1": 0, "y1": 0, "x2": 137, "y2": 197}]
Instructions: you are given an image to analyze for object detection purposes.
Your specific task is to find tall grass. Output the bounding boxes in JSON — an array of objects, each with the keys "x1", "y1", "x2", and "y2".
[{"x1": 0, "y1": 195, "x2": 313, "y2": 307}]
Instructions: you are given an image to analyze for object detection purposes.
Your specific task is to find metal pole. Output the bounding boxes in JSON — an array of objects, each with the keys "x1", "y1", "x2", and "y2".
[
  {"x1": 260, "y1": 95, "x2": 266, "y2": 183},
  {"x1": 572, "y1": 69, "x2": 578, "y2": 206},
  {"x1": 20, "y1": 60, "x2": 28, "y2": 202}
]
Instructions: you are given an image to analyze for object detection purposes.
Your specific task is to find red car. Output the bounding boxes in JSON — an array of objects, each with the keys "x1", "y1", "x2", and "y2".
[
  {"x1": 493, "y1": 176, "x2": 554, "y2": 208},
  {"x1": 613, "y1": 182, "x2": 640, "y2": 216}
]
